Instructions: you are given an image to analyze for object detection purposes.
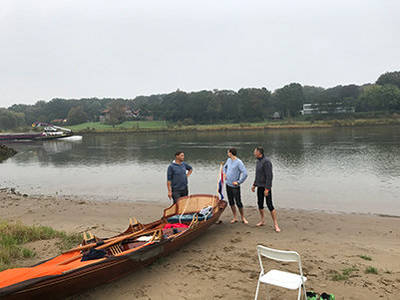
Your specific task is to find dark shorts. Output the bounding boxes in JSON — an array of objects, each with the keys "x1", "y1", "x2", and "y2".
[
  {"x1": 226, "y1": 185, "x2": 243, "y2": 208},
  {"x1": 172, "y1": 188, "x2": 188, "y2": 203},
  {"x1": 257, "y1": 187, "x2": 274, "y2": 211}
]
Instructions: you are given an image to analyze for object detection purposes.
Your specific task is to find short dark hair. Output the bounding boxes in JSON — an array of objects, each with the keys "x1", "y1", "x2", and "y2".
[
  {"x1": 228, "y1": 148, "x2": 237, "y2": 156},
  {"x1": 175, "y1": 151, "x2": 184, "y2": 156},
  {"x1": 255, "y1": 146, "x2": 264, "y2": 155}
]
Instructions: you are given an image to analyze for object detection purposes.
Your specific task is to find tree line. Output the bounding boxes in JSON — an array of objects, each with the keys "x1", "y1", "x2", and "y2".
[{"x1": 1, "y1": 71, "x2": 400, "y2": 130}]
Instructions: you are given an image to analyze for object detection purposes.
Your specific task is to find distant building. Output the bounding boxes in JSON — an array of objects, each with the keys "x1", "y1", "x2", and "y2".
[
  {"x1": 99, "y1": 109, "x2": 111, "y2": 123},
  {"x1": 301, "y1": 103, "x2": 355, "y2": 115},
  {"x1": 51, "y1": 119, "x2": 68, "y2": 124},
  {"x1": 99, "y1": 107, "x2": 141, "y2": 123}
]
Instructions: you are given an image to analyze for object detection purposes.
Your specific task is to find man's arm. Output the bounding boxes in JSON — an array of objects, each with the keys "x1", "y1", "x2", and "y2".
[
  {"x1": 264, "y1": 160, "x2": 272, "y2": 189},
  {"x1": 223, "y1": 160, "x2": 228, "y2": 180},
  {"x1": 185, "y1": 163, "x2": 193, "y2": 177},
  {"x1": 167, "y1": 166, "x2": 173, "y2": 199},
  {"x1": 237, "y1": 161, "x2": 248, "y2": 185},
  {"x1": 223, "y1": 160, "x2": 228, "y2": 174},
  {"x1": 263, "y1": 160, "x2": 273, "y2": 196},
  {"x1": 167, "y1": 181, "x2": 172, "y2": 199}
]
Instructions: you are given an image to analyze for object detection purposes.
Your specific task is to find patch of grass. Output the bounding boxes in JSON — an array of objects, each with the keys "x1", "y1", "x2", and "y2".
[
  {"x1": 67, "y1": 120, "x2": 168, "y2": 131},
  {"x1": 342, "y1": 266, "x2": 359, "y2": 276},
  {"x1": 365, "y1": 266, "x2": 378, "y2": 274},
  {"x1": 0, "y1": 221, "x2": 81, "y2": 271},
  {"x1": 329, "y1": 266, "x2": 359, "y2": 281},
  {"x1": 330, "y1": 271, "x2": 349, "y2": 281},
  {"x1": 359, "y1": 255, "x2": 372, "y2": 261}
]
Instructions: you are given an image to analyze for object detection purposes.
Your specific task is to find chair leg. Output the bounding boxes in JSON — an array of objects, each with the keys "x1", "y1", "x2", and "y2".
[
  {"x1": 303, "y1": 283, "x2": 307, "y2": 300},
  {"x1": 254, "y1": 281, "x2": 260, "y2": 300}
]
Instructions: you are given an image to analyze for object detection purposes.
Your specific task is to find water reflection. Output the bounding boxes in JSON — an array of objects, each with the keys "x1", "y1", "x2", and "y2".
[{"x1": 2, "y1": 126, "x2": 400, "y2": 215}]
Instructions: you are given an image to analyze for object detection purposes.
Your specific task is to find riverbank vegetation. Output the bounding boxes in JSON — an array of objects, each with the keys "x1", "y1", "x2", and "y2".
[
  {"x1": 0, "y1": 221, "x2": 81, "y2": 270},
  {"x1": 1, "y1": 71, "x2": 400, "y2": 131},
  {"x1": 65, "y1": 115, "x2": 400, "y2": 133}
]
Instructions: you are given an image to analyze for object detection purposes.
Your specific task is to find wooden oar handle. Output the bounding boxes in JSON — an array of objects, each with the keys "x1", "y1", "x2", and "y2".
[{"x1": 58, "y1": 228, "x2": 161, "y2": 265}]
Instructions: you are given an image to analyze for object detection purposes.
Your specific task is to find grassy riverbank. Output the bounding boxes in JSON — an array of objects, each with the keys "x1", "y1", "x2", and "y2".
[
  {"x1": 0, "y1": 220, "x2": 81, "y2": 271},
  {"x1": 66, "y1": 117, "x2": 400, "y2": 133}
]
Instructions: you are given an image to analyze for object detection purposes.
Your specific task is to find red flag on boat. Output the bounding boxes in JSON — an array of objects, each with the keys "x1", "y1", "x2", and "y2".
[{"x1": 218, "y1": 163, "x2": 224, "y2": 200}]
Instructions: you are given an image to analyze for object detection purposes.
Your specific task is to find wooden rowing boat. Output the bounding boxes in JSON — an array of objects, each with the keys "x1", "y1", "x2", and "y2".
[{"x1": 0, "y1": 194, "x2": 227, "y2": 299}]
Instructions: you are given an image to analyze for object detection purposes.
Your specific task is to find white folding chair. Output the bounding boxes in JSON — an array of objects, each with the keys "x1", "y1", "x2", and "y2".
[{"x1": 255, "y1": 245, "x2": 307, "y2": 300}]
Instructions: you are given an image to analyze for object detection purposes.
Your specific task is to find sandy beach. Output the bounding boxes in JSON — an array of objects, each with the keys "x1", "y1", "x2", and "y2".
[{"x1": 0, "y1": 190, "x2": 399, "y2": 300}]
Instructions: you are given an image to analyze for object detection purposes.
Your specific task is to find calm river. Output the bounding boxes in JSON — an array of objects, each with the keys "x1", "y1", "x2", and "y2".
[{"x1": 2, "y1": 126, "x2": 400, "y2": 215}]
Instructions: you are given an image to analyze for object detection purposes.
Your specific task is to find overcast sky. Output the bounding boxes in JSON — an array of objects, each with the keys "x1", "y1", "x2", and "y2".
[{"x1": 1, "y1": 0, "x2": 399, "y2": 107}]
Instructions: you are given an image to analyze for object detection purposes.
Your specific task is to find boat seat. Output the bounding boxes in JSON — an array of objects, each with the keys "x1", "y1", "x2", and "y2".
[
  {"x1": 167, "y1": 213, "x2": 212, "y2": 223},
  {"x1": 122, "y1": 241, "x2": 147, "y2": 250}
]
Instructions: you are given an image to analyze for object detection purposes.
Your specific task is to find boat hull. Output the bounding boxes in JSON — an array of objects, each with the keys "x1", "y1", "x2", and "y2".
[
  {"x1": 0, "y1": 132, "x2": 74, "y2": 142},
  {"x1": 1, "y1": 198, "x2": 227, "y2": 299}
]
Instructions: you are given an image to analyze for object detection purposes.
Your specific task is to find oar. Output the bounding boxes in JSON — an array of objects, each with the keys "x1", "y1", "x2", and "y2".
[
  {"x1": 63, "y1": 228, "x2": 142, "y2": 254},
  {"x1": 58, "y1": 227, "x2": 161, "y2": 265},
  {"x1": 63, "y1": 220, "x2": 148, "y2": 254}
]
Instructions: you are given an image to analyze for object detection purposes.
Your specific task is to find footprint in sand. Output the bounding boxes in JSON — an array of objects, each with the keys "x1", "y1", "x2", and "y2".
[
  {"x1": 230, "y1": 237, "x2": 242, "y2": 243},
  {"x1": 223, "y1": 246, "x2": 235, "y2": 252}
]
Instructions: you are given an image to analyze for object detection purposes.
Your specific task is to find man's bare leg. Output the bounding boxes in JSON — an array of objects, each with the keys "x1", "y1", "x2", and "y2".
[
  {"x1": 230, "y1": 206, "x2": 238, "y2": 223},
  {"x1": 238, "y1": 207, "x2": 248, "y2": 224},
  {"x1": 270, "y1": 209, "x2": 281, "y2": 232},
  {"x1": 256, "y1": 209, "x2": 265, "y2": 226}
]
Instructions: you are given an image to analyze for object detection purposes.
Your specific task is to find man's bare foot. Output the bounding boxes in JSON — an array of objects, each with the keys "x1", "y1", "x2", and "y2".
[
  {"x1": 256, "y1": 221, "x2": 265, "y2": 226},
  {"x1": 241, "y1": 218, "x2": 249, "y2": 224},
  {"x1": 274, "y1": 225, "x2": 281, "y2": 232},
  {"x1": 230, "y1": 219, "x2": 238, "y2": 224}
]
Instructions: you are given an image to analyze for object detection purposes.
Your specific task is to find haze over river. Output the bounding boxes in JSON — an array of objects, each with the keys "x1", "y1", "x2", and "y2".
[{"x1": 2, "y1": 126, "x2": 400, "y2": 215}]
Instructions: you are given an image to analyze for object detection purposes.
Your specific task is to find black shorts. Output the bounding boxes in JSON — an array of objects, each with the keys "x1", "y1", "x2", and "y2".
[
  {"x1": 257, "y1": 187, "x2": 274, "y2": 211},
  {"x1": 226, "y1": 185, "x2": 243, "y2": 208},
  {"x1": 172, "y1": 188, "x2": 188, "y2": 203}
]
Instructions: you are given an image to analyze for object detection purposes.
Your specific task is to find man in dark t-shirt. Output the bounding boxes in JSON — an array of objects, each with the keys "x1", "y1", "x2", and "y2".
[{"x1": 167, "y1": 151, "x2": 193, "y2": 203}]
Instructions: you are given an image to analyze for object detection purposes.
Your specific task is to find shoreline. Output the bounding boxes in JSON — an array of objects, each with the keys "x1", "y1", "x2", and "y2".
[
  {"x1": 6, "y1": 188, "x2": 400, "y2": 218},
  {"x1": 4, "y1": 118, "x2": 400, "y2": 135},
  {"x1": 1, "y1": 190, "x2": 399, "y2": 299},
  {"x1": 58, "y1": 117, "x2": 400, "y2": 134}
]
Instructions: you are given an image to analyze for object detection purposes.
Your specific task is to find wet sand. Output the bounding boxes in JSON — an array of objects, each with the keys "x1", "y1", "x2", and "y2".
[{"x1": 1, "y1": 190, "x2": 399, "y2": 299}]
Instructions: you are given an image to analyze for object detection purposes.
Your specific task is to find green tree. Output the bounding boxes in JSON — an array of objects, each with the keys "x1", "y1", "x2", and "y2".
[
  {"x1": 107, "y1": 101, "x2": 126, "y2": 126},
  {"x1": 67, "y1": 106, "x2": 88, "y2": 125},
  {"x1": 0, "y1": 109, "x2": 25, "y2": 130},
  {"x1": 358, "y1": 84, "x2": 400, "y2": 111},
  {"x1": 272, "y1": 83, "x2": 304, "y2": 117},
  {"x1": 376, "y1": 71, "x2": 400, "y2": 89},
  {"x1": 238, "y1": 88, "x2": 270, "y2": 121},
  {"x1": 302, "y1": 86, "x2": 325, "y2": 104}
]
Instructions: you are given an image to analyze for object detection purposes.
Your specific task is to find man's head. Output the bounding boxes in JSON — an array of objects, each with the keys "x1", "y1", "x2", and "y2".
[
  {"x1": 254, "y1": 146, "x2": 264, "y2": 158},
  {"x1": 175, "y1": 151, "x2": 185, "y2": 162},
  {"x1": 227, "y1": 147, "x2": 237, "y2": 158}
]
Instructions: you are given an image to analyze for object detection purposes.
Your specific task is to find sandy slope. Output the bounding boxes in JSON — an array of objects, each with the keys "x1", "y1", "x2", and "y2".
[{"x1": 0, "y1": 190, "x2": 399, "y2": 300}]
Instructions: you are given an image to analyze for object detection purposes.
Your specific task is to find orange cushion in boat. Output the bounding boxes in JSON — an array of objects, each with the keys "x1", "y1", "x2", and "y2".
[{"x1": 0, "y1": 250, "x2": 105, "y2": 289}]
